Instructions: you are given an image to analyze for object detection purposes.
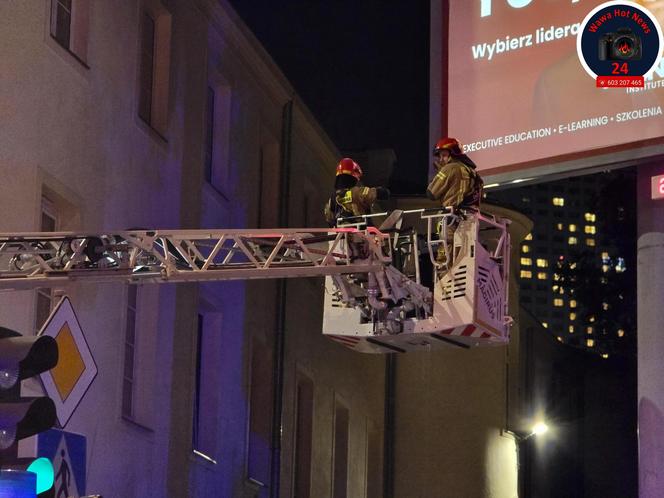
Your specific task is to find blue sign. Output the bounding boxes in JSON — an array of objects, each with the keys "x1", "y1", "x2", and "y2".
[{"x1": 37, "y1": 429, "x2": 86, "y2": 497}]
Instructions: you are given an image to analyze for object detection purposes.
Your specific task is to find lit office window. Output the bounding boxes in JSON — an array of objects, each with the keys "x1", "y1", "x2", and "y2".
[
  {"x1": 554, "y1": 298, "x2": 564, "y2": 307},
  {"x1": 618, "y1": 329, "x2": 625, "y2": 337},
  {"x1": 586, "y1": 339, "x2": 595, "y2": 347},
  {"x1": 601, "y1": 353, "x2": 609, "y2": 359},
  {"x1": 525, "y1": 233, "x2": 533, "y2": 240},
  {"x1": 536, "y1": 259, "x2": 548, "y2": 268},
  {"x1": 589, "y1": 316, "x2": 596, "y2": 323},
  {"x1": 520, "y1": 270, "x2": 532, "y2": 279},
  {"x1": 552, "y1": 197, "x2": 565, "y2": 206},
  {"x1": 602, "y1": 302, "x2": 609, "y2": 311},
  {"x1": 553, "y1": 273, "x2": 560, "y2": 281},
  {"x1": 556, "y1": 223, "x2": 564, "y2": 231},
  {"x1": 601, "y1": 251, "x2": 610, "y2": 261},
  {"x1": 537, "y1": 272, "x2": 547, "y2": 280},
  {"x1": 568, "y1": 224, "x2": 577, "y2": 232},
  {"x1": 570, "y1": 300, "x2": 577, "y2": 308},
  {"x1": 587, "y1": 326, "x2": 594, "y2": 334},
  {"x1": 586, "y1": 239, "x2": 595, "y2": 247},
  {"x1": 569, "y1": 312, "x2": 576, "y2": 320},
  {"x1": 584, "y1": 225, "x2": 596, "y2": 234},
  {"x1": 568, "y1": 325, "x2": 575, "y2": 333},
  {"x1": 602, "y1": 264, "x2": 610, "y2": 273},
  {"x1": 522, "y1": 245, "x2": 530, "y2": 253},
  {"x1": 568, "y1": 237, "x2": 578, "y2": 245},
  {"x1": 584, "y1": 213, "x2": 596, "y2": 222},
  {"x1": 520, "y1": 258, "x2": 532, "y2": 266}
]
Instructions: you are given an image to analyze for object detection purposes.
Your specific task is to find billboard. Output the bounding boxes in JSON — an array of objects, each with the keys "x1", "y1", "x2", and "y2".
[{"x1": 445, "y1": 0, "x2": 664, "y2": 178}]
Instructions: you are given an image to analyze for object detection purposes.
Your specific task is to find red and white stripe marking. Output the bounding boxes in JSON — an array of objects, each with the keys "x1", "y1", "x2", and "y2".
[
  {"x1": 437, "y1": 324, "x2": 492, "y2": 339},
  {"x1": 328, "y1": 335, "x2": 362, "y2": 349}
]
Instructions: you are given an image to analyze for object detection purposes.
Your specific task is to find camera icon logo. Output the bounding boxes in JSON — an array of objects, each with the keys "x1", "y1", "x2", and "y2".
[{"x1": 598, "y1": 27, "x2": 642, "y2": 61}]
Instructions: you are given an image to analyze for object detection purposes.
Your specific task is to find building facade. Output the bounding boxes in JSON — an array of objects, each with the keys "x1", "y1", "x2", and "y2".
[{"x1": 0, "y1": 1, "x2": 387, "y2": 496}]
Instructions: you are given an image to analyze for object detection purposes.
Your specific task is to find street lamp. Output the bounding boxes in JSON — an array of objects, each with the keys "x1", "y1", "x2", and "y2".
[{"x1": 531, "y1": 421, "x2": 549, "y2": 437}]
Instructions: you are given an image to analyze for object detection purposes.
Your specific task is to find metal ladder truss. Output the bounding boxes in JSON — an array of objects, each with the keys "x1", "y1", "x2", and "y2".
[{"x1": 0, "y1": 228, "x2": 394, "y2": 290}]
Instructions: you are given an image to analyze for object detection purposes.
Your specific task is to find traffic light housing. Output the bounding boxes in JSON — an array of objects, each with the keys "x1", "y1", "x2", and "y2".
[{"x1": 0, "y1": 327, "x2": 58, "y2": 464}]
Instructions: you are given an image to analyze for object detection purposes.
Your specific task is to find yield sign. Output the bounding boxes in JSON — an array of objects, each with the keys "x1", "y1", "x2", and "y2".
[{"x1": 39, "y1": 296, "x2": 97, "y2": 427}]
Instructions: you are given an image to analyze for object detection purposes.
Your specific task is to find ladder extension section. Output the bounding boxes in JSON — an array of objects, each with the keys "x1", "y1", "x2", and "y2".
[{"x1": 0, "y1": 228, "x2": 391, "y2": 290}]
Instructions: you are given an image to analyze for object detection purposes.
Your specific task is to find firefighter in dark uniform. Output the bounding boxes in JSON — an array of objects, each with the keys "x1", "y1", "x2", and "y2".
[
  {"x1": 426, "y1": 137, "x2": 484, "y2": 267},
  {"x1": 324, "y1": 158, "x2": 390, "y2": 227}
]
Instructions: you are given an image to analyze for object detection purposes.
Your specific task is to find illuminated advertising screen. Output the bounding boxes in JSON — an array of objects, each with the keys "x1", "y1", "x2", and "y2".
[{"x1": 446, "y1": 0, "x2": 664, "y2": 176}]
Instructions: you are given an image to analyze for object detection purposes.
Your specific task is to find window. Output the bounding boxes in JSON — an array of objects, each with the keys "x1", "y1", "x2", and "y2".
[
  {"x1": 554, "y1": 298, "x2": 564, "y2": 307},
  {"x1": 569, "y1": 312, "x2": 577, "y2": 321},
  {"x1": 258, "y1": 136, "x2": 280, "y2": 228},
  {"x1": 333, "y1": 398, "x2": 350, "y2": 498},
  {"x1": 568, "y1": 325, "x2": 575, "y2": 333},
  {"x1": 537, "y1": 272, "x2": 547, "y2": 280},
  {"x1": 525, "y1": 233, "x2": 533, "y2": 240},
  {"x1": 192, "y1": 311, "x2": 221, "y2": 460},
  {"x1": 542, "y1": 322, "x2": 548, "y2": 328},
  {"x1": 586, "y1": 339, "x2": 595, "y2": 347},
  {"x1": 568, "y1": 224, "x2": 577, "y2": 232},
  {"x1": 555, "y1": 223, "x2": 564, "y2": 231},
  {"x1": 587, "y1": 326, "x2": 594, "y2": 334},
  {"x1": 247, "y1": 338, "x2": 274, "y2": 486},
  {"x1": 294, "y1": 374, "x2": 314, "y2": 498},
  {"x1": 568, "y1": 237, "x2": 578, "y2": 245},
  {"x1": 584, "y1": 225, "x2": 596, "y2": 234},
  {"x1": 204, "y1": 86, "x2": 215, "y2": 183},
  {"x1": 138, "y1": 13, "x2": 155, "y2": 125},
  {"x1": 50, "y1": 0, "x2": 90, "y2": 63},
  {"x1": 520, "y1": 270, "x2": 532, "y2": 279},
  {"x1": 366, "y1": 420, "x2": 383, "y2": 498},
  {"x1": 617, "y1": 329, "x2": 625, "y2": 337},
  {"x1": 122, "y1": 284, "x2": 159, "y2": 427},
  {"x1": 522, "y1": 245, "x2": 530, "y2": 253},
  {"x1": 584, "y1": 212, "x2": 596, "y2": 222},
  {"x1": 122, "y1": 285, "x2": 138, "y2": 418},
  {"x1": 570, "y1": 300, "x2": 577, "y2": 308},
  {"x1": 536, "y1": 259, "x2": 548, "y2": 268},
  {"x1": 138, "y1": 3, "x2": 172, "y2": 136},
  {"x1": 586, "y1": 239, "x2": 595, "y2": 247},
  {"x1": 552, "y1": 197, "x2": 565, "y2": 206},
  {"x1": 35, "y1": 198, "x2": 57, "y2": 331},
  {"x1": 520, "y1": 258, "x2": 532, "y2": 266}
]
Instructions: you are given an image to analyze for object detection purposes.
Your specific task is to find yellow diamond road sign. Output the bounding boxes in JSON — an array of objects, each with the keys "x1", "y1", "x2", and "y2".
[{"x1": 39, "y1": 297, "x2": 97, "y2": 428}]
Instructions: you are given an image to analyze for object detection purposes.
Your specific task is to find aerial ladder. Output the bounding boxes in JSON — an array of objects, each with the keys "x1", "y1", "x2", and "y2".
[{"x1": 0, "y1": 209, "x2": 511, "y2": 354}]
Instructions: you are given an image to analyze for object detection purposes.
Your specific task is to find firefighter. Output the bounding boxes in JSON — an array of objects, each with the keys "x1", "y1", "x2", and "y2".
[
  {"x1": 426, "y1": 137, "x2": 483, "y2": 268},
  {"x1": 323, "y1": 158, "x2": 390, "y2": 227}
]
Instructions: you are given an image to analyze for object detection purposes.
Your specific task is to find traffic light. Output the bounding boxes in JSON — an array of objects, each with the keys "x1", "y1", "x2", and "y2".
[{"x1": 0, "y1": 326, "x2": 58, "y2": 463}]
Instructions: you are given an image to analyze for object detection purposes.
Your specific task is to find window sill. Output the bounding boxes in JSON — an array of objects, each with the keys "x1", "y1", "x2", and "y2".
[
  {"x1": 191, "y1": 449, "x2": 218, "y2": 466},
  {"x1": 136, "y1": 115, "x2": 169, "y2": 145},
  {"x1": 49, "y1": 35, "x2": 90, "y2": 69},
  {"x1": 203, "y1": 181, "x2": 230, "y2": 204},
  {"x1": 121, "y1": 415, "x2": 155, "y2": 434}
]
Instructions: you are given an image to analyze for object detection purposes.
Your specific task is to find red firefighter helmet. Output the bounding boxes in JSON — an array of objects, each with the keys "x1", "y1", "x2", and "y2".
[
  {"x1": 433, "y1": 137, "x2": 463, "y2": 156},
  {"x1": 335, "y1": 158, "x2": 363, "y2": 180}
]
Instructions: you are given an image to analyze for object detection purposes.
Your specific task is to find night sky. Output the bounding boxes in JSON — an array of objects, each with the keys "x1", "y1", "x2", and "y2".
[{"x1": 229, "y1": 1, "x2": 431, "y2": 195}]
